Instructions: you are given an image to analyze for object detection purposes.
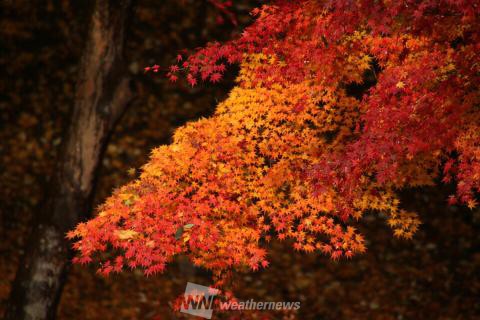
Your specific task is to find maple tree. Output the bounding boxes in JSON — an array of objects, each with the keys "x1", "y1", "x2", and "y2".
[{"x1": 69, "y1": 0, "x2": 480, "y2": 288}]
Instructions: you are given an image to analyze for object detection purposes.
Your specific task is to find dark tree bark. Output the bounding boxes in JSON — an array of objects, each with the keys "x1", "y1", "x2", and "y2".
[{"x1": 5, "y1": 0, "x2": 134, "y2": 319}]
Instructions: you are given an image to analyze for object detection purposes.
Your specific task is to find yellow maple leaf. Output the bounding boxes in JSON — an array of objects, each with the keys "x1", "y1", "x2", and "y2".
[{"x1": 115, "y1": 229, "x2": 139, "y2": 240}]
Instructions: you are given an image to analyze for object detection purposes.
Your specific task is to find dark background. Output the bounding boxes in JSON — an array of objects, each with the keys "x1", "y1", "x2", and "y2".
[{"x1": 1, "y1": 1, "x2": 479, "y2": 319}]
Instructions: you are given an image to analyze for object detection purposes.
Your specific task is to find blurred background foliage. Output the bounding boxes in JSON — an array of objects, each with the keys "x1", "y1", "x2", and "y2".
[{"x1": 0, "y1": 0, "x2": 479, "y2": 319}]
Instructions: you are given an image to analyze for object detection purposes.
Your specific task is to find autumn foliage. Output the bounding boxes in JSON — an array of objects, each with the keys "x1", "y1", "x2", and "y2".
[{"x1": 69, "y1": 0, "x2": 480, "y2": 284}]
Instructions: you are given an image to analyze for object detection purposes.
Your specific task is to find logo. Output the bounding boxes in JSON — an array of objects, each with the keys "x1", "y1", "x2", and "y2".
[
  {"x1": 180, "y1": 282, "x2": 219, "y2": 319},
  {"x1": 180, "y1": 282, "x2": 300, "y2": 319}
]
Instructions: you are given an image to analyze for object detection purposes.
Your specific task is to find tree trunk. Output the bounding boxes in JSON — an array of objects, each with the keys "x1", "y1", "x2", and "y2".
[{"x1": 5, "y1": 0, "x2": 134, "y2": 319}]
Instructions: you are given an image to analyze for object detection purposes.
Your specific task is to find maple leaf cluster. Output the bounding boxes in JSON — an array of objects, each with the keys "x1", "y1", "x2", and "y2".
[{"x1": 69, "y1": 0, "x2": 480, "y2": 282}]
